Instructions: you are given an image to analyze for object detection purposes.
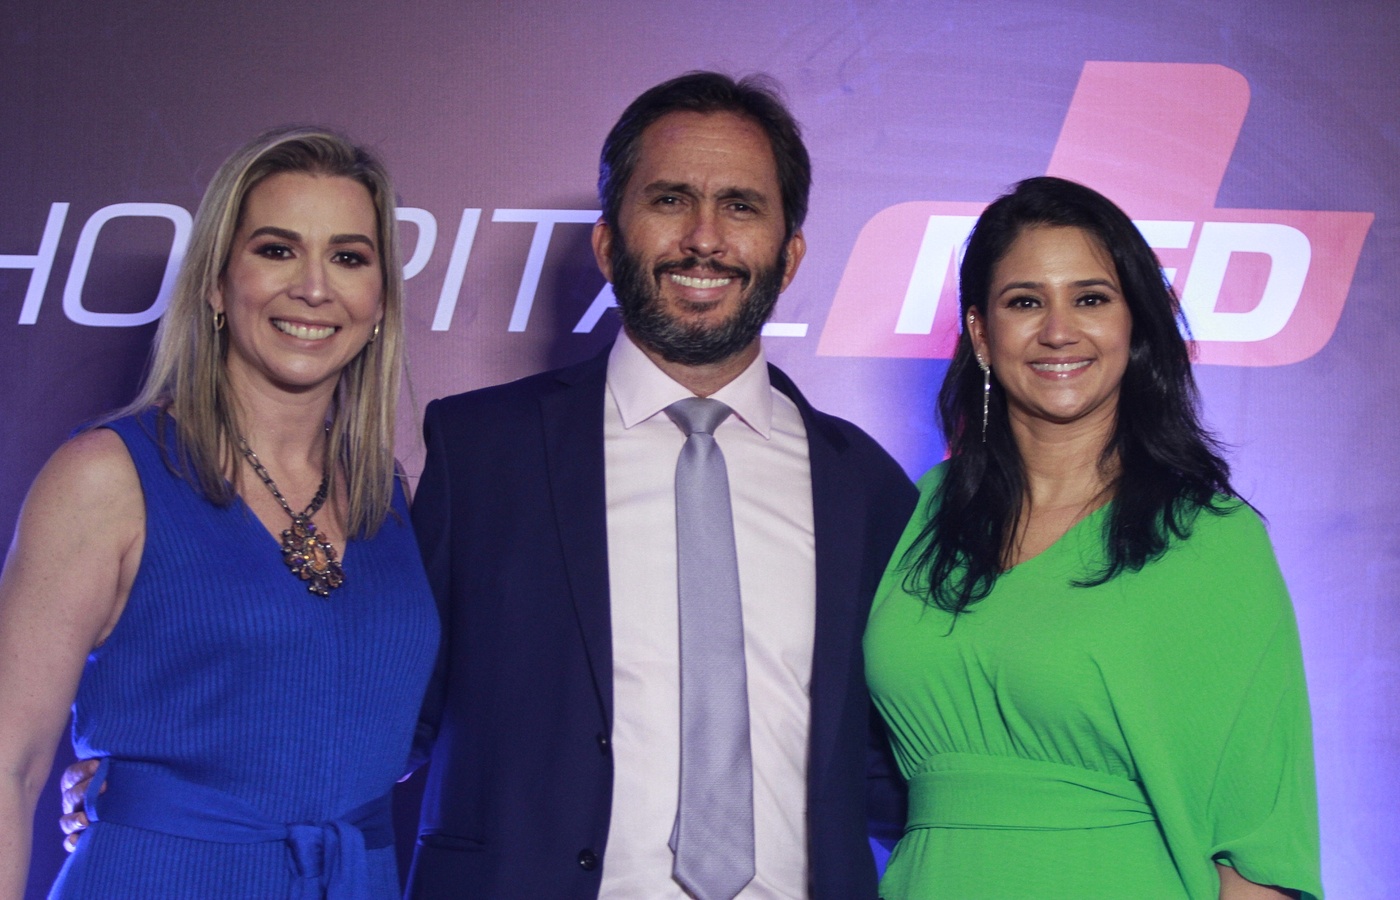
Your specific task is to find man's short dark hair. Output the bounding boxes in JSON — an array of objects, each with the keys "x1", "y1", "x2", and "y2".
[{"x1": 598, "y1": 71, "x2": 811, "y2": 241}]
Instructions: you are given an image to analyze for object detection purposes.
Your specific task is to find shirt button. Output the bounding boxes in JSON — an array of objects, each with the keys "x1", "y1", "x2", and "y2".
[
  {"x1": 578, "y1": 849, "x2": 599, "y2": 870},
  {"x1": 596, "y1": 733, "x2": 610, "y2": 755}
]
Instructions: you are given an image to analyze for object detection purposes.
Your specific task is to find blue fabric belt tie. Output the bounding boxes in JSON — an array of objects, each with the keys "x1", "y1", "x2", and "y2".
[{"x1": 85, "y1": 757, "x2": 393, "y2": 899}]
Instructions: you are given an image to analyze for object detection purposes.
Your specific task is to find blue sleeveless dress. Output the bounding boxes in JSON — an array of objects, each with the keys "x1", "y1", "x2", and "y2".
[{"x1": 49, "y1": 411, "x2": 440, "y2": 899}]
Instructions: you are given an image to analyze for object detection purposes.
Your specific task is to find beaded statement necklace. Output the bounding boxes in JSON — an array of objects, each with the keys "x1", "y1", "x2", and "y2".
[{"x1": 238, "y1": 437, "x2": 345, "y2": 597}]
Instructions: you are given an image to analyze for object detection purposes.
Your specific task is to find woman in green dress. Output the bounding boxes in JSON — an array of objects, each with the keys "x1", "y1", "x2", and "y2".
[{"x1": 866, "y1": 177, "x2": 1321, "y2": 900}]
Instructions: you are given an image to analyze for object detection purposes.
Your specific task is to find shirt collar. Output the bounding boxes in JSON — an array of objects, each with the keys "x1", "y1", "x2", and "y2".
[{"x1": 607, "y1": 332, "x2": 774, "y2": 439}]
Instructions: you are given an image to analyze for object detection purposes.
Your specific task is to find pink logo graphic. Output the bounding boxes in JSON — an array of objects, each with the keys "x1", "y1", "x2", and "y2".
[{"x1": 817, "y1": 62, "x2": 1374, "y2": 366}]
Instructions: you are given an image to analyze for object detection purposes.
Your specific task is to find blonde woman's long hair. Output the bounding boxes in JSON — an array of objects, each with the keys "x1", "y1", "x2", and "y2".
[{"x1": 106, "y1": 125, "x2": 406, "y2": 538}]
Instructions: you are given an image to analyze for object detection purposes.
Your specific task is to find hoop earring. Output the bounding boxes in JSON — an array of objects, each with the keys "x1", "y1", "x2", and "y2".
[
  {"x1": 977, "y1": 357, "x2": 991, "y2": 443},
  {"x1": 368, "y1": 321, "x2": 381, "y2": 344},
  {"x1": 213, "y1": 311, "x2": 226, "y2": 332}
]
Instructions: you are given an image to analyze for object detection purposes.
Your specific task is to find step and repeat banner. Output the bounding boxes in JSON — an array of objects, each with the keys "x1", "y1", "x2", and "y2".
[{"x1": 4, "y1": 1, "x2": 1395, "y2": 895}]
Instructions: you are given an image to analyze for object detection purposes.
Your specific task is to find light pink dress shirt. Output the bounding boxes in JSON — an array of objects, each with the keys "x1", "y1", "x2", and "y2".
[{"x1": 598, "y1": 333, "x2": 816, "y2": 899}]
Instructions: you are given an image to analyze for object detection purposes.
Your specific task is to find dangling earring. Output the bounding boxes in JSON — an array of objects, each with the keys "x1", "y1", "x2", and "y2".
[
  {"x1": 977, "y1": 357, "x2": 991, "y2": 443},
  {"x1": 213, "y1": 311, "x2": 226, "y2": 332},
  {"x1": 368, "y1": 321, "x2": 381, "y2": 344},
  {"x1": 967, "y1": 310, "x2": 990, "y2": 442}
]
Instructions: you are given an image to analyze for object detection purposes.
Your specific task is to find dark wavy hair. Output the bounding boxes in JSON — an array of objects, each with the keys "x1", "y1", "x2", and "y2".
[
  {"x1": 906, "y1": 176, "x2": 1237, "y2": 613},
  {"x1": 597, "y1": 71, "x2": 811, "y2": 242}
]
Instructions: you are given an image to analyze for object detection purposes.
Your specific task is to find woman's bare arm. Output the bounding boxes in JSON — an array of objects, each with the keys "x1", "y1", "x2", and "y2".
[
  {"x1": 0, "y1": 429, "x2": 143, "y2": 899},
  {"x1": 1218, "y1": 863, "x2": 1300, "y2": 899}
]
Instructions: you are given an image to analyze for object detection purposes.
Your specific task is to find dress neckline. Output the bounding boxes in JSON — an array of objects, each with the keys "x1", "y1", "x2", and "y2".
[{"x1": 1001, "y1": 499, "x2": 1112, "y2": 575}]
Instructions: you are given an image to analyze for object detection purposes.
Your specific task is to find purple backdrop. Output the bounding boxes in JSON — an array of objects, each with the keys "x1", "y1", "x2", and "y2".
[{"x1": 4, "y1": 1, "x2": 1396, "y2": 895}]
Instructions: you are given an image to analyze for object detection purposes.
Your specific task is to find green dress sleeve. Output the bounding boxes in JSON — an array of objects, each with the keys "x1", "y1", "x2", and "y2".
[{"x1": 1107, "y1": 503, "x2": 1322, "y2": 899}]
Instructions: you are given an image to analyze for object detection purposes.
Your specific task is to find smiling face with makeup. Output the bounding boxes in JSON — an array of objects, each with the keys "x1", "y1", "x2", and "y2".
[
  {"x1": 214, "y1": 171, "x2": 384, "y2": 401},
  {"x1": 967, "y1": 224, "x2": 1133, "y2": 441}
]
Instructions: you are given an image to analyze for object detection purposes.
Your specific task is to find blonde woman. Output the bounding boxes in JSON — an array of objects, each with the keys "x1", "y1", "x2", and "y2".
[{"x1": 0, "y1": 127, "x2": 438, "y2": 898}]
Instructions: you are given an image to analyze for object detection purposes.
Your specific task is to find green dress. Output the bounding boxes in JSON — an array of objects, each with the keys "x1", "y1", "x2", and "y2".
[{"x1": 866, "y1": 467, "x2": 1322, "y2": 900}]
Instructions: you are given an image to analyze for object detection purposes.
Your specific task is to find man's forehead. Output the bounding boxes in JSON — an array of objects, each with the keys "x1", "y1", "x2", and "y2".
[{"x1": 630, "y1": 110, "x2": 780, "y2": 190}]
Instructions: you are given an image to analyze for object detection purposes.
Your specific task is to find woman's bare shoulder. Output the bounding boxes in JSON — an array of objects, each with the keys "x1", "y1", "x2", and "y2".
[{"x1": 17, "y1": 427, "x2": 144, "y2": 561}]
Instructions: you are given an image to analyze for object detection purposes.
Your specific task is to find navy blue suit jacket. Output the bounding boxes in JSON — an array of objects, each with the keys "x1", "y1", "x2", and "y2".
[{"x1": 405, "y1": 350, "x2": 916, "y2": 899}]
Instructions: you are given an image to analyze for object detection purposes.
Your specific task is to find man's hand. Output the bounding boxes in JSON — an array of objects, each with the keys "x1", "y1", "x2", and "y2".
[{"x1": 59, "y1": 758, "x2": 101, "y2": 852}]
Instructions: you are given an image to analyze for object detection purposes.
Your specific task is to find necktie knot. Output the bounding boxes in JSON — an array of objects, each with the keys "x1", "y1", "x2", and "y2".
[{"x1": 665, "y1": 397, "x2": 733, "y2": 437}]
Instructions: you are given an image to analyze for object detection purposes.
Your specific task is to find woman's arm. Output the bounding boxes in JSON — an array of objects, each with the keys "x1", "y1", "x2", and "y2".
[
  {"x1": 1217, "y1": 861, "x2": 1300, "y2": 898},
  {"x1": 0, "y1": 429, "x2": 143, "y2": 899}
]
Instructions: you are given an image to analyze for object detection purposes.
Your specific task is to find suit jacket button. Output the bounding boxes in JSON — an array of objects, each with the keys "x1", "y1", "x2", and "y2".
[
  {"x1": 596, "y1": 733, "x2": 610, "y2": 755},
  {"x1": 578, "y1": 849, "x2": 599, "y2": 870}
]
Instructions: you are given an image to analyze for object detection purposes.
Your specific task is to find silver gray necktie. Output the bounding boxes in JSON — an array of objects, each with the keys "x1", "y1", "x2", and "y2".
[{"x1": 664, "y1": 397, "x2": 756, "y2": 900}]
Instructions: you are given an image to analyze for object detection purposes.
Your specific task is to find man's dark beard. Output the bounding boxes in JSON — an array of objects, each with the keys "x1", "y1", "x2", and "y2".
[{"x1": 610, "y1": 235, "x2": 785, "y2": 367}]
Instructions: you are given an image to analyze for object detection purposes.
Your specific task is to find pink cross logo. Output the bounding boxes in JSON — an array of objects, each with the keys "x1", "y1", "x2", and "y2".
[{"x1": 817, "y1": 62, "x2": 1374, "y2": 366}]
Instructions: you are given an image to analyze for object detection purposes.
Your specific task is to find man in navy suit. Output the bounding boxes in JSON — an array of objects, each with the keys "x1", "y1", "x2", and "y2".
[{"x1": 405, "y1": 72, "x2": 916, "y2": 899}]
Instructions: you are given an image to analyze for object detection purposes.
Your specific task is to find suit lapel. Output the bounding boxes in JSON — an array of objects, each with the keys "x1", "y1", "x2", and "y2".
[
  {"x1": 540, "y1": 354, "x2": 615, "y2": 725},
  {"x1": 540, "y1": 356, "x2": 871, "y2": 773}
]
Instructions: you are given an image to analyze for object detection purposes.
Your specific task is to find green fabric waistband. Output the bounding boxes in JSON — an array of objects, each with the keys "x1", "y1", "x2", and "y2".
[{"x1": 906, "y1": 753, "x2": 1156, "y2": 832}]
